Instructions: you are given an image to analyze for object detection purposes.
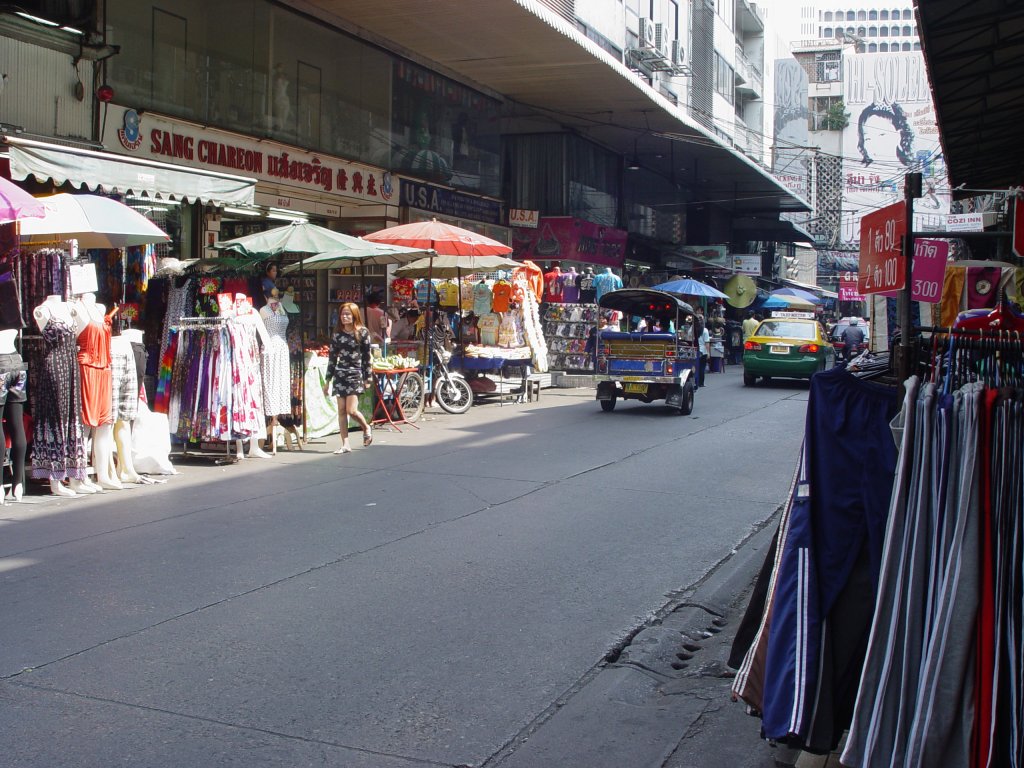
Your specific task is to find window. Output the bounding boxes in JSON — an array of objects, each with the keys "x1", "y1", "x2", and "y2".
[
  {"x1": 858, "y1": 26, "x2": 866, "y2": 36},
  {"x1": 903, "y1": 25, "x2": 911, "y2": 35},
  {"x1": 891, "y1": 25, "x2": 900, "y2": 35},
  {"x1": 880, "y1": 10, "x2": 889, "y2": 20},
  {"x1": 847, "y1": 26, "x2": 855, "y2": 35},
  {"x1": 891, "y1": 8, "x2": 900, "y2": 18},
  {"x1": 903, "y1": 9, "x2": 912, "y2": 19},
  {"x1": 879, "y1": 41, "x2": 888, "y2": 51},
  {"x1": 714, "y1": 52, "x2": 734, "y2": 104},
  {"x1": 868, "y1": 42, "x2": 877, "y2": 52},
  {"x1": 902, "y1": 41, "x2": 911, "y2": 51},
  {"x1": 869, "y1": 10, "x2": 878, "y2": 20},
  {"x1": 847, "y1": 10, "x2": 855, "y2": 20},
  {"x1": 824, "y1": 27, "x2": 833, "y2": 36},
  {"x1": 869, "y1": 26, "x2": 877, "y2": 36},
  {"x1": 913, "y1": 41, "x2": 921, "y2": 50},
  {"x1": 815, "y1": 53, "x2": 841, "y2": 83},
  {"x1": 824, "y1": 11, "x2": 833, "y2": 20},
  {"x1": 879, "y1": 26, "x2": 888, "y2": 36},
  {"x1": 857, "y1": 10, "x2": 866, "y2": 20}
]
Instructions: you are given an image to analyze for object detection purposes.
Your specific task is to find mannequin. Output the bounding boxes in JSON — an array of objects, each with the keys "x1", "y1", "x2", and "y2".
[
  {"x1": 110, "y1": 333, "x2": 141, "y2": 483},
  {"x1": 31, "y1": 296, "x2": 89, "y2": 497},
  {"x1": 0, "y1": 328, "x2": 28, "y2": 502},
  {"x1": 561, "y1": 266, "x2": 580, "y2": 303},
  {"x1": 71, "y1": 294, "x2": 122, "y2": 491},
  {"x1": 578, "y1": 266, "x2": 597, "y2": 304},
  {"x1": 543, "y1": 264, "x2": 563, "y2": 303},
  {"x1": 592, "y1": 267, "x2": 623, "y2": 301},
  {"x1": 258, "y1": 290, "x2": 294, "y2": 455}
]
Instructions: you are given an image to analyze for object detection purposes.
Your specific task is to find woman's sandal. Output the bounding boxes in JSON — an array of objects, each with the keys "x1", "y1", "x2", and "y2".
[{"x1": 363, "y1": 430, "x2": 373, "y2": 447}]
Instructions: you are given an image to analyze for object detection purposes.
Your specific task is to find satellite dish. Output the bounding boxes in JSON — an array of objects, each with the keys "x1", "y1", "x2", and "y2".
[{"x1": 723, "y1": 274, "x2": 758, "y2": 308}]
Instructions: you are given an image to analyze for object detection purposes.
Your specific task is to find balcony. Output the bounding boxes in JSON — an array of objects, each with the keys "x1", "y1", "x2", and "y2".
[{"x1": 734, "y1": 47, "x2": 762, "y2": 97}]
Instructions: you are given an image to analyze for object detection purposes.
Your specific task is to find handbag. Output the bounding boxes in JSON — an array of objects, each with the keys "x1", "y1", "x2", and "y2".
[{"x1": 0, "y1": 269, "x2": 25, "y2": 330}]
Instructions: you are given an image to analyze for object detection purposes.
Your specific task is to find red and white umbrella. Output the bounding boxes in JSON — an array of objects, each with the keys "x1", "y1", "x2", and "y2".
[{"x1": 364, "y1": 218, "x2": 511, "y2": 256}]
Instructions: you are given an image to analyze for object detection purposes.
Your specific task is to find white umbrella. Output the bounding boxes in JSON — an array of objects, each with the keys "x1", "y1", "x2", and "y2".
[
  {"x1": 18, "y1": 193, "x2": 170, "y2": 248},
  {"x1": 394, "y1": 253, "x2": 521, "y2": 279}
]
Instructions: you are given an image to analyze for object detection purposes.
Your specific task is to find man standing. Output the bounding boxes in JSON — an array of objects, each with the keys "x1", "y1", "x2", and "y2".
[
  {"x1": 742, "y1": 311, "x2": 760, "y2": 342},
  {"x1": 840, "y1": 317, "x2": 866, "y2": 361},
  {"x1": 695, "y1": 308, "x2": 711, "y2": 388}
]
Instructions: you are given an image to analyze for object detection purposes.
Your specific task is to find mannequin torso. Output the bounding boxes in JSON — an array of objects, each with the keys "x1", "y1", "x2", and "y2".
[
  {"x1": 33, "y1": 295, "x2": 75, "y2": 331},
  {"x1": 0, "y1": 328, "x2": 17, "y2": 354},
  {"x1": 71, "y1": 293, "x2": 106, "y2": 335}
]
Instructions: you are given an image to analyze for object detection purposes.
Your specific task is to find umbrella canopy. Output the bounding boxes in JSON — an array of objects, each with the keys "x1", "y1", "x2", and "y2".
[
  {"x1": 0, "y1": 177, "x2": 45, "y2": 224},
  {"x1": 652, "y1": 277, "x2": 729, "y2": 299},
  {"x1": 394, "y1": 253, "x2": 521, "y2": 279},
  {"x1": 18, "y1": 193, "x2": 170, "y2": 248},
  {"x1": 772, "y1": 287, "x2": 821, "y2": 304},
  {"x1": 280, "y1": 241, "x2": 430, "y2": 273},
  {"x1": 364, "y1": 219, "x2": 512, "y2": 257},
  {"x1": 761, "y1": 294, "x2": 816, "y2": 310},
  {"x1": 214, "y1": 221, "x2": 367, "y2": 258}
]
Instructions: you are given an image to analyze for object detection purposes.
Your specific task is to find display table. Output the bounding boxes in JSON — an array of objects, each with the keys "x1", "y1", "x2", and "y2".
[
  {"x1": 371, "y1": 368, "x2": 420, "y2": 432},
  {"x1": 450, "y1": 355, "x2": 536, "y2": 404}
]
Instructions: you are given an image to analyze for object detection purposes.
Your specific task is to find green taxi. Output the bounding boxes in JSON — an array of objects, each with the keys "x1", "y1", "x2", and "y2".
[{"x1": 743, "y1": 316, "x2": 835, "y2": 385}]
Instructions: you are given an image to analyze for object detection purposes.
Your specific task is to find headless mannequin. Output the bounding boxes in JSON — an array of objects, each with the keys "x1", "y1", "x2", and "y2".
[
  {"x1": 0, "y1": 329, "x2": 27, "y2": 502},
  {"x1": 230, "y1": 313, "x2": 272, "y2": 460},
  {"x1": 71, "y1": 294, "x2": 122, "y2": 491},
  {"x1": 258, "y1": 295, "x2": 300, "y2": 454},
  {"x1": 110, "y1": 333, "x2": 141, "y2": 483},
  {"x1": 33, "y1": 296, "x2": 81, "y2": 496}
]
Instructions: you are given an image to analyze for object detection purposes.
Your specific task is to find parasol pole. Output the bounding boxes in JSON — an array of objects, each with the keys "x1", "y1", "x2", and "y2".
[{"x1": 300, "y1": 254, "x2": 307, "y2": 440}]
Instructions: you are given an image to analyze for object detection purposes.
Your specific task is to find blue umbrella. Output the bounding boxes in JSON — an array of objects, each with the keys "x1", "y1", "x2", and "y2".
[
  {"x1": 759, "y1": 295, "x2": 791, "y2": 309},
  {"x1": 772, "y1": 287, "x2": 821, "y2": 304},
  {"x1": 653, "y1": 278, "x2": 729, "y2": 299}
]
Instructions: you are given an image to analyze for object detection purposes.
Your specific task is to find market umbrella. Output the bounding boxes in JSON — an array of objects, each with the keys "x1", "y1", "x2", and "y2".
[
  {"x1": 393, "y1": 253, "x2": 521, "y2": 279},
  {"x1": 771, "y1": 287, "x2": 821, "y2": 304},
  {"x1": 652, "y1": 277, "x2": 730, "y2": 300},
  {"x1": 18, "y1": 193, "x2": 170, "y2": 247},
  {"x1": 0, "y1": 177, "x2": 45, "y2": 223},
  {"x1": 365, "y1": 220, "x2": 514, "y2": 373},
  {"x1": 760, "y1": 294, "x2": 816, "y2": 310}
]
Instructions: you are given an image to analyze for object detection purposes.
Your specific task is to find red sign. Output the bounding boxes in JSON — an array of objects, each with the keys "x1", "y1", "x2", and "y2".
[
  {"x1": 511, "y1": 217, "x2": 627, "y2": 268},
  {"x1": 859, "y1": 202, "x2": 907, "y2": 294},
  {"x1": 1014, "y1": 197, "x2": 1024, "y2": 258}
]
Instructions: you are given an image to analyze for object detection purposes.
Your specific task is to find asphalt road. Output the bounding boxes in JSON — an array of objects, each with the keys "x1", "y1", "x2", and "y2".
[{"x1": 0, "y1": 368, "x2": 811, "y2": 767}]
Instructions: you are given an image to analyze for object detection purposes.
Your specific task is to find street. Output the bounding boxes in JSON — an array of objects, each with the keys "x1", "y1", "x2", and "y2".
[{"x1": 1, "y1": 369, "x2": 810, "y2": 767}]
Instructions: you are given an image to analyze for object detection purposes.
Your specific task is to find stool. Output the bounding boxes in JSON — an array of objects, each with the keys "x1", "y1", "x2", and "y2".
[{"x1": 525, "y1": 377, "x2": 541, "y2": 402}]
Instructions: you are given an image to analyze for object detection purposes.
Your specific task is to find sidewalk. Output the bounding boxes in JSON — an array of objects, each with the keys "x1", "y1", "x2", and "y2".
[{"x1": 491, "y1": 513, "x2": 846, "y2": 768}]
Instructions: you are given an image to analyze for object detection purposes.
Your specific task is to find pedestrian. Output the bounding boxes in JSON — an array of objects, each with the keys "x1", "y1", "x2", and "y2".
[
  {"x1": 695, "y1": 307, "x2": 710, "y2": 388},
  {"x1": 323, "y1": 302, "x2": 373, "y2": 453},
  {"x1": 742, "y1": 310, "x2": 760, "y2": 342},
  {"x1": 840, "y1": 317, "x2": 866, "y2": 361},
  {"x1": 365, "y1": 292, "x2": 390, "y2": 346}
]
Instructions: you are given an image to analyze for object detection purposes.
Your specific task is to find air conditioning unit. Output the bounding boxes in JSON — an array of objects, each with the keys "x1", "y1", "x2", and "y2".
[
  {"x1": 671, "y1": 39, "x2": 685, "y2": 66},
  {"x1": 638, "y1": 17, "x2": 656, "y2": 48},
  {"x1": 655, "y1": 23, "x2": 671, "y2": 60}
]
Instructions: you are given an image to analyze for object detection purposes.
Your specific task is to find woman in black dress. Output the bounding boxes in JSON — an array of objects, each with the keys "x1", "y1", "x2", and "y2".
[{"x1": 323, "y1": 302, "x2": 373, "y2": 453}]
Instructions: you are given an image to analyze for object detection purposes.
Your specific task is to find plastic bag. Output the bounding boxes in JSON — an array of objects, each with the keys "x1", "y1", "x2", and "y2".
[{"x1": 132, "y1": 402, "x2": 177, "y2": 474}]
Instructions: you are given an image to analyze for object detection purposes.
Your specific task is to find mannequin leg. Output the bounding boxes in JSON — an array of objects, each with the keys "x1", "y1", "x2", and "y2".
[
  {"x1": 92, "y1": 424, "x2": 123, "y2": 490},
  {"x1": 50, "y1": 478, "x2": 76, "y2": 497},
  {"x1": 237, "y1": 436, "x2": 271, "y2": 459},
  {"x1": 2, "y1": 401, "x2": 27, "y2": 502},
  {"x1": 265, "y1": 416, "x2": 278, "y2": 456},
  {"x1": 68, "y1": 477, "x2": 98, "y2": 493},
  {"x1": 113, "y1": 419, "x2": 141, "y2": 483}
]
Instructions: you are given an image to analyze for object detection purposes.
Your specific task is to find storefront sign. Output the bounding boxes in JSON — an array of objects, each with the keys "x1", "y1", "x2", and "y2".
[
  {"x1": 946, "y1": 213, "x2": 985, "y2": 232},
  {"x1": 858, "y1": 202, "x2": 906, "y2": 294},
  {"x1": 103, "y1": 105, "x2": 395, "y2": 205},
  {"x1": 731, "y1": 254, "x2": 761, "y2": 276},
  {"x1": 839, "y1": 277, "x2": 865, "y2": 302},
  {"x1": 399, "y1": 179, "x2": 502, "y2": 225},
  {"x1": 664, "y1": 245, "x2": 729, "y2": 269},
  {"x1": 509, "y1": 209, "x2": 539, "y2": 228},
  {"x1": 511, "y1": 217, "x2": 627, "y2": 268},
  {"x1": 879, "y1": 238, "x2": 949, "y2": 302}
]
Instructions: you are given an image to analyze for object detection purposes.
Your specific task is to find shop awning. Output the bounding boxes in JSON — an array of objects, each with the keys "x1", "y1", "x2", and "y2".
[
  {"x1": 916, "y1": 1, "x2": 1024, "y2": 191},
  {"x1": 780, "y1": 277, "x2": 838, "y2": 299},
  {"x1": 6, "y1": 137, "x2": 256, "y2": 205}
]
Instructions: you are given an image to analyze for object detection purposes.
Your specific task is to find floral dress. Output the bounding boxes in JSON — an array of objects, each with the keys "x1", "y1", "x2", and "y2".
[{"x1": 325, "y1": 326, "x2": 371, "y2": 397}]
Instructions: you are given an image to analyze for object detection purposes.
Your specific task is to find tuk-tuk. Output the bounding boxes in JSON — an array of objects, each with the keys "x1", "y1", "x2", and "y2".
[{"x1": 593, "y1": 289, "x2": 700, "y2": 415}]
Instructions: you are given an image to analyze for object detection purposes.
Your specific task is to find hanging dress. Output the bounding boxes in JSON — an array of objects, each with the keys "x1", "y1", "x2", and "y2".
[
  {"x1": 30, "y1": 319, "x2": 88, "y2": 480},
  {"x1": 76, "y1": 317, "x2": 114, "y2": 427},
  {"x1": 260, "y1": 306, "x2": 292, "y2": 415}
]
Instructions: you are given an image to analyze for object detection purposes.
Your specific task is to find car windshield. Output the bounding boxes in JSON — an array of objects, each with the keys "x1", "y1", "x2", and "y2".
[{"x1": 755, "y1": 321, "x2": 816, "y2": 340}]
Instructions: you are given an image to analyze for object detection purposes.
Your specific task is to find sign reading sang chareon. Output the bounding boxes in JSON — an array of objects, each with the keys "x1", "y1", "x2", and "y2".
[
  {"x1": 859, "y1": 202, "x2": 907, "y2": 294},
  {"x1": 102, "y1": 104, "x2": 395, "y2": 205}
]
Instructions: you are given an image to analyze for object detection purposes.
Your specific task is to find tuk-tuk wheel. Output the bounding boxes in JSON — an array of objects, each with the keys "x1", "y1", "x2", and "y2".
[{"x1": 678, "y1": 381, "x2": 694, "y2": 416}]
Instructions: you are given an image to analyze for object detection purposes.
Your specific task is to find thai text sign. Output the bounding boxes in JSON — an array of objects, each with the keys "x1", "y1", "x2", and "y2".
[
  {"x1": 399, "y1": 179, "x2": 503, "y2": 225},
  {"x1": 511, "y1": 217, "x2": 627, "y2": 267},
  {"x1": 879, "y1": 238, "x2": 949, "y2": 302},
  {"x1": 859, "y1": 202, "x2": 906, "y2": 294},
  {"x1": 839, "y1": 277, "x2": 864, "y2": 302}
]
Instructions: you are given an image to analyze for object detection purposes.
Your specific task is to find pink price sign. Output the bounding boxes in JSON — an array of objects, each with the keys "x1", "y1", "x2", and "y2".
[{"x1": 879, "y1": 238, "x2": 949, "y2": 302}]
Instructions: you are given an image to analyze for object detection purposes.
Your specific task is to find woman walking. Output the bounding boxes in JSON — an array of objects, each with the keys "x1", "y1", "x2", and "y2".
[{"x1": 323, "y1": 302, "x2": 373, "y2": 453}]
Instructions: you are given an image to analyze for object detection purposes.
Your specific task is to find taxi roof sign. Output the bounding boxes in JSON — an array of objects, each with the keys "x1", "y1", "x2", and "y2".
[{"x1": 770, "y1": 310, "x2": 815, "y2": 319}]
